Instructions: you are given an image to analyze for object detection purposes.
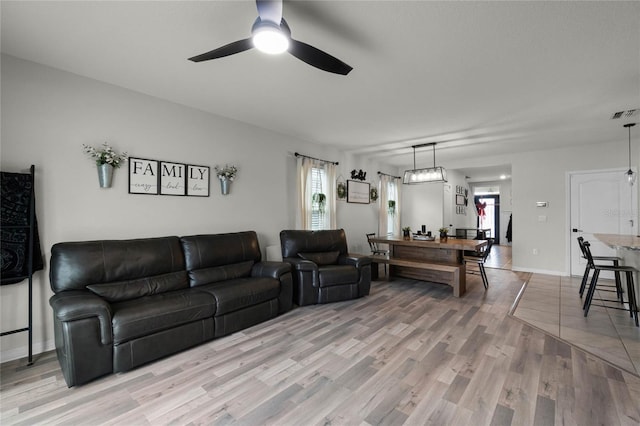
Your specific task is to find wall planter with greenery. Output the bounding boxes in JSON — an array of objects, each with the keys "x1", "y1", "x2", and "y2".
[
  {"x1": 214, "y1": 164, "x2": 238, "y2": 195},
  {"x1": 83, "y1": 142, "x2": 128, "y2": 188}
]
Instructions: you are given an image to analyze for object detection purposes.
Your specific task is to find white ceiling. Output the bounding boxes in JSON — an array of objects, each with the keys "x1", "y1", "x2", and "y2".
[{"x1": 2, "y1": 1, "x2": 639, "y2": 181}]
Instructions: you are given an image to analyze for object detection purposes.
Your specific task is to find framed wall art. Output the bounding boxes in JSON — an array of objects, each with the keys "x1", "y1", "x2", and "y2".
[
  {"x1": 347, "y1": 180, "x2": 370, "y2": 204},
  {"x1": 159, "y1": 161, "x2": 186, "y2": 196},
  {"x1": 129, "y1": 157, "x2": 159, "y2": 195},
  {"x1": 187, "y1": 164, "x2": 210, "y2": 197}
]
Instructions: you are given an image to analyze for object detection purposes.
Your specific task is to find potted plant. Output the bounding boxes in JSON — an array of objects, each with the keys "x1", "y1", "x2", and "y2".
[
  {"x1": 312, "y1": 192, "x2": 327, "y2": 215},
  {"x1": 82, "y1": 142, "x2": 128, "y2": 188},
  {"x1": 214, "y1": 164, "x2": 238, "y2": 195},
  {"x1": 439, "y1": 227, "x2": 449, "y2": 242},
  {"x1": 388, "y1": 200, "x2": 396, "y2": 215},
  {"x1": 402, "y1": 226, "x2": 411, "y2": 240}
]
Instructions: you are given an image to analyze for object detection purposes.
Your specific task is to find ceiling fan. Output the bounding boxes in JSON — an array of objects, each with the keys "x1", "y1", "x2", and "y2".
[{"x1": 188, "y1": 0, "x2": 353, "y2": 75}]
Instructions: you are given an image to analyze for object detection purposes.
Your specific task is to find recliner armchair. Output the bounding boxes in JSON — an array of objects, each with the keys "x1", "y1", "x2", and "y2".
[{"x1": 280, "y1": 229, "x2": 371, "y2": 306}]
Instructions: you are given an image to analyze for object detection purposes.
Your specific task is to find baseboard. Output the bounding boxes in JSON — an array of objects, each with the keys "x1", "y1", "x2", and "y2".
[{"x1": 0, "y1": 339, "x2": 55, "y2": 364}]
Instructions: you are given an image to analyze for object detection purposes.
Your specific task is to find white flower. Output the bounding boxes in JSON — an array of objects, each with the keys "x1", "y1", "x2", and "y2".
[
  {"x1": 215, "y1": 164, "x2": 238, "y2": 181},
  {"x1": 83, "y1": 142, "x2": 128, "y2": 168}
]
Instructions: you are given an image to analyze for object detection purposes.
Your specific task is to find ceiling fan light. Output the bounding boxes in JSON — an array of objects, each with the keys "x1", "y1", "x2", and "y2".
[{"x1": 252, "y1": 22, "x2": 289, "y2": 54}]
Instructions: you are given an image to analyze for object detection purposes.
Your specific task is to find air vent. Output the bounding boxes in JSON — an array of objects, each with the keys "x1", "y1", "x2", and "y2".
[{"x1": 611, "y1": 109, "x2": 639, "y2": 119}]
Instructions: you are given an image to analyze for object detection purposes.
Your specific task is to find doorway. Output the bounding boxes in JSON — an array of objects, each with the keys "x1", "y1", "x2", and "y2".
[
  {"x1": 569, "y1": 169, "x2": 637, "y2": 276},
  {"x1": 474, "y1": 194, "x2": 500, "y2": 244}
]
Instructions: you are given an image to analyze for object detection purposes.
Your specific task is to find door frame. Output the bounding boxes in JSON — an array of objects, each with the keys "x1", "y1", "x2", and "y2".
[
  {"x1": 474, "y1": 194, "x2": 500, "y2": 244},
  {"x1": 565, "y1": 167, "x2": 638, "y2": 276}
]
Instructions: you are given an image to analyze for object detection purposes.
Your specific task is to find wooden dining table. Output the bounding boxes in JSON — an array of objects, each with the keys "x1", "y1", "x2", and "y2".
[{"x1": 369, "y1": 235, "x2": 487, "y2": 297}]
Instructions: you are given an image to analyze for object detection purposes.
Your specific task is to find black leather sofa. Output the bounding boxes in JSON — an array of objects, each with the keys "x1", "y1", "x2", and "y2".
[
  {"x1": 49, "y1": 231, "x2": 292, "y2": 387},
  {"x1": 280, "y1": 229, "x2": 371, "y2": 306}
]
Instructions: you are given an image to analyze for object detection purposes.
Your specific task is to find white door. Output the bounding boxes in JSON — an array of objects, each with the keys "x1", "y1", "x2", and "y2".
[{"x1": 570, "y1": 169, "x2": 637, "y2": 277}]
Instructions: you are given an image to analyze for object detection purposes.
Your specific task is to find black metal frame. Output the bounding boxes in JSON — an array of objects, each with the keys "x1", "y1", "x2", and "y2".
[{"x1": 0, "y1": 165, "x2": 35, "y2": 365}]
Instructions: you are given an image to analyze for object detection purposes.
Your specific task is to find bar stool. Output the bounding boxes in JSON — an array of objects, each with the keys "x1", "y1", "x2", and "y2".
[
  {"x1": 576, "y1": 237, "x2": 622, "y2": 299},
  {"x1": 582, "y1": 241, "x2": 638, "y2": 326}
]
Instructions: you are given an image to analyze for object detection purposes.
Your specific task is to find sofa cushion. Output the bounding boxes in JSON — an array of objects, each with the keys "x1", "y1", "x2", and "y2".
[
  {"x1": 87, "y1": 271, "x2": 189, "y2": 302},
  {"x1": 318, "y1": 265, "x2": 358, "y2": 287},
  {"x1": 50, "y1": 236, "x2": 185, "y2": 293},
  {"x1": 195, "y1": 277, "x2": 280, "y2": 315},
  {"x1": 188, "y1": 260, "x2": 254, "y2": 287},
  {"x1": 280, "y1": 229, "x2": 349, "y2": 259},
  {"x1": 298, "y1": 251, "x2": 339, "y2": 266},
  {"x1": 111, "y1": 289, "x2": 215, "y2": 344}
]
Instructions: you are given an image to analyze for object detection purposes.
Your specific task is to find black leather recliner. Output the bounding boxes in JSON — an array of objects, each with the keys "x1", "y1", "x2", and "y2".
[{"x1": 279, "y1": 229, "x2": 371, "y2": 306}]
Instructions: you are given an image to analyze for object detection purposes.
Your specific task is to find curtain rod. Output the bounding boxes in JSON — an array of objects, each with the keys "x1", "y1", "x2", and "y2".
[
  {"x1": 294, "y1": 152, "x2": 339, "y2": 165},
  {"x1": 378, "y1": 171, "x2": 401, "y2": 179}
]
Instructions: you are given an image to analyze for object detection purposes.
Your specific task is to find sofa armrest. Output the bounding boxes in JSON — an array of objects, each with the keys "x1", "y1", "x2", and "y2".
[
  {"x1": 251, "y1": 261, "x2": 291, "y2": 279},
  {"x1": 252, "y1": 262, "x2": 294, "y2": 314},
  {"x1": 339, "y1": 253, "x2": 372, "y2": 269},
  {"x1": 49, "y1": 291, "x2": 113, "y2": 345},
  {"x1": 283, "y1": 257, "x2": 318, "y2": 272}
]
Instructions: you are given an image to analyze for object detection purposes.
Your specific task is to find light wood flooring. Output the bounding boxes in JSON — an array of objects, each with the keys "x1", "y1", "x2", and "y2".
[{"x1": 2, "y1": 269, "x2": 640, "y2": 425}]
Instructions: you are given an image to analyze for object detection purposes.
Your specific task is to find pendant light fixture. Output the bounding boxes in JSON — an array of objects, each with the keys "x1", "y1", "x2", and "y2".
[
  {"x1": 403, "y1": 143, "x2": 447, "y2": 184},
  {"x1": 624, "y1": 123, "x2": 636, "y2": 186}
]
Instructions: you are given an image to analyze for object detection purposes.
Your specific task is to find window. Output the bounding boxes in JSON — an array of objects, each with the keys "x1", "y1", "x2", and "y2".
[
  {"x1": 311, "y1": 167, "x2": 327, "y2": 230},
  {"x1": 296, "y1": 156, "x2": 336, "y2": 230}
]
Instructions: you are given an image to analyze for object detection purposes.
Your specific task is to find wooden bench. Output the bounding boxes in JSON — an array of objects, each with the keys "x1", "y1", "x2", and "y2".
[{"x1": 368, "y1": 255, "x2": 465, "y2": 297}]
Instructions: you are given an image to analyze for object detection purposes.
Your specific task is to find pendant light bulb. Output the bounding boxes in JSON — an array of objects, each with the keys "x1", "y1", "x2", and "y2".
[
  {"x1": 627, "y1": 169, "x2": 636, "y2": 186},
  {"x1": 624, "y1": 123, "x2": 636, "y2": 187}
]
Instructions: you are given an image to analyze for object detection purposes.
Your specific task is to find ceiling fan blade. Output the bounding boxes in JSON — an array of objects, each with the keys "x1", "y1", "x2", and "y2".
[
  {"x1": 289, "y1": 39, "x2": 353, "y2": 75},
  {"x1": 256, "y1": 0, "x2": 282, "y2": 24},
  {"x1": 188, "y1": 38, "x2": 253, "y2": 62}
]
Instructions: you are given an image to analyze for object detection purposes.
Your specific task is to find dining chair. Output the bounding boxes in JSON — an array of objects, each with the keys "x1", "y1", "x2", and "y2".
[
  {"x1": 464, "y1": 238, "x2": 494, "y2": 289},
  {"x1": 366, "y1": 233, "x2": 388, "y2": 277}
]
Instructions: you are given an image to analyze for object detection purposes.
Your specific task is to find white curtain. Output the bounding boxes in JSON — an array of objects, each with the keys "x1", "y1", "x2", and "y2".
[
  {"x1": 378, "y1": 174, "x2": 401, "y2": 236},
  {"x1": 394, "y1": 179, "x2": 401, "y2": 235},
  {"x1": 296, "y1": 156, "x2": 337, "y2": 230},
  {"x1": 325, "y1": 162, "x2": 337, "y2": 229},
  {"x1": 378, "y1": 174, "x2": 391, "y2": 236},
  {"x1": 296, "y1": 156, "x2": 312, "y2": 229}
]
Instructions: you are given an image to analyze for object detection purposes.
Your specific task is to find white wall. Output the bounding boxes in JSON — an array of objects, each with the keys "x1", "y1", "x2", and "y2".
[
  {"x1": 0, "y1": 55, "x2": 388, "y2": 362},
  {"x1": 401, "y1": 181, "x2": 443, "y2": 236},
  {"x1": 445, "y1": 170, "x2": 473, "y2": 232},
  {"x1": 510, "y1": 145, "x2": 634, "y2": 275}
]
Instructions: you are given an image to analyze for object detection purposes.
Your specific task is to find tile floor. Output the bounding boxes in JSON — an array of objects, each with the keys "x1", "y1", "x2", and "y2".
[{"x1": 511, "y1": 273, "x2": 640, "y2": 375}]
